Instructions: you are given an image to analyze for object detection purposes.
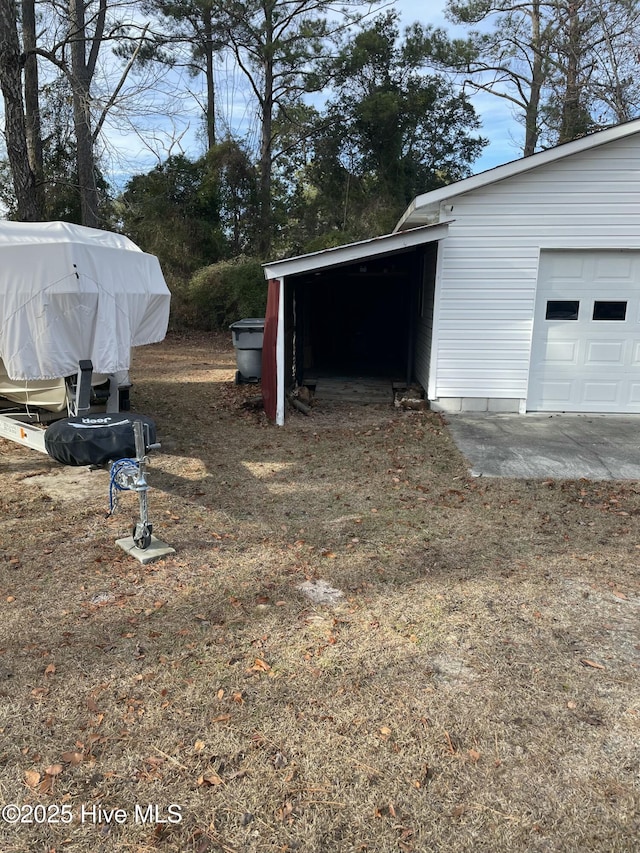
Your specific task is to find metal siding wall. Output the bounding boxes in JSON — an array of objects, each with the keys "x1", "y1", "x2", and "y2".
[{"x1": 432, "y1": 135, "x2": 640, "y2": 400}]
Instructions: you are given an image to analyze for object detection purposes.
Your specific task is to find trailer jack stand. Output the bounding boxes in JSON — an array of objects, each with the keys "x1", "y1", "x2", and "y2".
[{"x1": 113, "y1": 420, "x2": 175, "y2": 564}]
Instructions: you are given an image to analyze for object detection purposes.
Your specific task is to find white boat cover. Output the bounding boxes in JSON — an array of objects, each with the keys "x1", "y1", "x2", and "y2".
[{"x1": 0, "y1": 221, "x2": 171, "y2": 380}]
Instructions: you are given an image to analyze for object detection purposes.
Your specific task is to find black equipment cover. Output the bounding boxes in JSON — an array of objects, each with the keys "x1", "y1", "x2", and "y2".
[{"x1": 44, "y1": 414, "x2": 157, "y2": 466}]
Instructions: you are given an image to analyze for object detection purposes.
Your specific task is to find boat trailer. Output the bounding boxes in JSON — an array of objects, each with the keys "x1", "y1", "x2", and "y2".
[{"x1": 0, "y1": 361, "x2": 173, "y2": 562}]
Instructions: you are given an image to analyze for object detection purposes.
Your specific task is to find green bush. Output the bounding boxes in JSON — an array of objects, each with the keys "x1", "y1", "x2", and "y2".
[
  {"x1": 165, "y1": 272, "x2": 197, "y2": 331},
  {"x1": 188, "y1": 258, "x2": 267, "y2": 330}
]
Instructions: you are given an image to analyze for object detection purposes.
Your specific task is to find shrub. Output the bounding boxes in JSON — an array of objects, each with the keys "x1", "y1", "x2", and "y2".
[
  {"x1": 188, "y1": 258, "x2": 267, "y2": 330},
  {"x1": 162, "y1": 272, "x2": 196, "y2": 331}
]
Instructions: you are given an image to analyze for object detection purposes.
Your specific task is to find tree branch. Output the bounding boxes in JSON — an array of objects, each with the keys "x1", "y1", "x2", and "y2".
[
  {"x1": 93, "y1": 21, "x2": 150, "y2": 142},
  {"x1": 87, "y1": 0, "x2": 107, "y2": 78}
]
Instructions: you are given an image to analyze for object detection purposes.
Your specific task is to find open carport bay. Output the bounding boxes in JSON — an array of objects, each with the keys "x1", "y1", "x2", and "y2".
[{"x1": 288, "y1": 245, "x2": 430, "y2": 389}]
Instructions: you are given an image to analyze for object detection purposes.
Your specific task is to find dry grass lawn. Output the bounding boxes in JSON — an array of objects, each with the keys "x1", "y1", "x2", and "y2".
[{"x1": 0, "y1": 331, "x2": 639, "y2": 853}]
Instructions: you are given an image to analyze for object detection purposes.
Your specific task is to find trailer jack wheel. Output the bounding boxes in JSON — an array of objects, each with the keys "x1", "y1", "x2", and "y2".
[{"x1": 132, "y1": 522, "x2": 153, "y2": 550}]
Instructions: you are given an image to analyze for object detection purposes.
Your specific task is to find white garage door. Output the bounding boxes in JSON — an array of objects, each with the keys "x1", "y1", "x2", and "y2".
[{"x1": 528, "y1": 250, "x2": 640, "y2": 412}]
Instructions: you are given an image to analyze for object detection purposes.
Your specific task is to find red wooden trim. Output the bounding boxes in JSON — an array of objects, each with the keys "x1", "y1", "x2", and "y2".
[{"x1": 261, "y1": 278, "x2": 280, "y2": 422}]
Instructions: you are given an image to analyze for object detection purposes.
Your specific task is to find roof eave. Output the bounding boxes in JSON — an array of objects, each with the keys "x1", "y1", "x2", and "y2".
[
  {"x1": 262, "y1": 222, "x2": 449, "y2": 280},
  {"x1": 395, "y1": 118, "x2": 640, "y2": 232}
]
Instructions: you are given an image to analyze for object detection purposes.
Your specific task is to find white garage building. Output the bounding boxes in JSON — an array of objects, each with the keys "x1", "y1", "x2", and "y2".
[{"x1": 262, "y1": 119, "x2": 640, "y2": 422}]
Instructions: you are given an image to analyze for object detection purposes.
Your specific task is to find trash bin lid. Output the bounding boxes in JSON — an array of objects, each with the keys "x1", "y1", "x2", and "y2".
[{"x1": 229, "y1": 318, "x2": 265, "y2": 330}]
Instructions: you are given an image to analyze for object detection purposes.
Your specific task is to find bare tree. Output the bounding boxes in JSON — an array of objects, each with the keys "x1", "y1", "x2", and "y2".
[
  {"x1": 444, "y1": 0, "x2": 640, "y2": 154},
  {"x1": 213, "y1": 0, "x2": 378, "y2": 255},
  {"x1": 22, "y1": 0, "x2": 45, "y2": 214},
  {"x1": 20, "y1": 0, "x2": 153, "y2": 226},
  {"x1": 0, "y1": 0, "x2": 40, "y2": 219},
  {"x1": 545, "y1": 0, "x2": 640, "y2": 140},
  {"x1": 443, "y1": 0, "x2": 555, "y2": 155},
  {"x1": 140, "y1": 0, "x2": 223, "y2": 151},
  {"x1": 64, "y1": 0, "x2": 105, "y2": 226}
]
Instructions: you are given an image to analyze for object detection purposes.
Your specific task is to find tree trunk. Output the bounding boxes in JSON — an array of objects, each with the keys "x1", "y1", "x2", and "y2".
[
  {"x1": 69, "y1": 0, "x2": 100, "y2": 227},
  {"x1": 22, "y1": 0, "x2": 45, "y2": 216},
  {"x1": 524, "y1": 0, "x2": 542, "y2": 156},
  {"x1": 258, "y1": 72, "x2": 273, "y2": 255},
  {"x1": 258, "y1": 3, "x2": 274, "y2": 256},
  {"x1": 0, "y1": 0, "x2": 39, "y2": 220},
  {"x1": 559, "y1": 0, "x2": 585, "y2": 143},
  {"x1": 203, "y1": 5, "x2": 216, "y2": 150}
]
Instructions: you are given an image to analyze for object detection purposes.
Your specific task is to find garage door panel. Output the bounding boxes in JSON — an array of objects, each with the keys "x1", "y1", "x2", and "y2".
[
  {"x1": 528, "y1": 251, "x2": 640, "y2": 413},
  {"x1": 538, "y1": 380, "x2": 575, "y2": 401},
  {"x1": 594, "y1": 255, "x2": 634, "y2": 279},
  {"x1": 545, "y1": 254, "x2": 588, "y2": 280},
  {"x1": 585, "y1": 340, "x2": 625, "y2": 364},
  {"x1": 582, "y1": 382, "x2": 619, "y2": 404},
  {"x1": 546, "y1": 340, "x2": 579, "y2": 363}
]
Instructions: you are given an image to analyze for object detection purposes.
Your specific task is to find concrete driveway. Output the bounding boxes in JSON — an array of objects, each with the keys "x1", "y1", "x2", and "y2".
[{"x1": 444, "y1": 413, "x2": 640, "y2": 480}]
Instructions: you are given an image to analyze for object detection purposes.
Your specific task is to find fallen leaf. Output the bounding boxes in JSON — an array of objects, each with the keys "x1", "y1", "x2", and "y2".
[
  {"x1": 194, "y1": 740, "x2": 206, "y2": 752},
  {"x1": 61, "y1": 752, "x2": 83, "y2": 765},
  {"x1": 198, "y1": 771, "x2": 223, "y2": 786},
  {"x1": 44, "y1": 663, "x2": 56, "y2": 676},
  {"x1": 277, "y1": 800, "x2": 294, "y2": 822},
  {"x1": 38, "y1": 775, "x2": 54, "y2": 794},
  {"x1": 45, "y1": 764, "x2": 63, "y2": 777},
  {"x1": 250, "y1": 658, "x2": 271, "y2": 672},
  {"x1": 25, "y1": 770, "x2": 41, "y2": 789}
]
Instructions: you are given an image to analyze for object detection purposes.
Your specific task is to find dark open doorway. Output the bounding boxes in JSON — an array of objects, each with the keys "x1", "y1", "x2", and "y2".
[{"x1": 291, "y1": 247, "x2": 423, "y2": 387}]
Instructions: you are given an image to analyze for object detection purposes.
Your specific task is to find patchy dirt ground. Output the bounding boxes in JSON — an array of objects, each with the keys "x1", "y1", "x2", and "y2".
[{"x1": 0, "y1": 331, "x2": 638, "y2": 853}]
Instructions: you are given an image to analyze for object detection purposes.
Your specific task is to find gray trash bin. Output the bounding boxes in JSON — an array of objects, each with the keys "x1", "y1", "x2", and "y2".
[{"x1": 229, "y1": 318, "x2": 265, "y2": 384}]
